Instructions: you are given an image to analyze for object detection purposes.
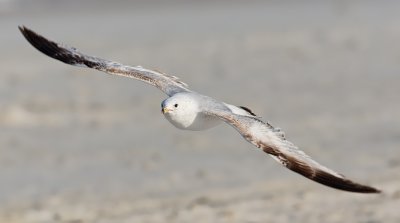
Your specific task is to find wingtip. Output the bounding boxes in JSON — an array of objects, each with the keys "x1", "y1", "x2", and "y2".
[
  {"x1": 325, "y1": 174, "x2": 382, "y2": 194},
  {"x1": 18, "y1": 25, "x2": 67, "y2": 61},
  {"x1": 355, "y1": 186, "x2": 381, "y2": 194},
  {"x1": 343, "y1": 176, "x2": 382, "y2": 194},
  {"x1": 18, "y1": 25, "x2": 29, "y2": 35},
  {"x1": 18, "y1": 25, "x2": 26, "y2": 37},
  {"x1": 18, "y1": 25, "x2": 37, "y2": 42},
  {"x1": 365, "y1": 187, "x2": 381, "y2": 194},
  {"x1": 326, "y1": 181, "x2": 381, "y2": 194}
]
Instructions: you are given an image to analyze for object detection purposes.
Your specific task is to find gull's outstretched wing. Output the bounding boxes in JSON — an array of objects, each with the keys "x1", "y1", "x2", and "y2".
[
  {"x1": 209, "y1": 110, "x2": 380, "y2": 193},
  {"x1": 19, "y1": 26, "x2": 190, "y2": 96}
]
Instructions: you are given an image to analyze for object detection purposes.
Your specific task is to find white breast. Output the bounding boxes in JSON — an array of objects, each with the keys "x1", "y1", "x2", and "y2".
[{"x1": 164, "y1": 112, "x2": 222, "y2": 131}]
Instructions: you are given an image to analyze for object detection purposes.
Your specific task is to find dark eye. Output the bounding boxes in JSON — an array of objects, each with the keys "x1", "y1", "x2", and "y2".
[{"x1": 174, "y1": 104, "x2": 178, "y2": 108}]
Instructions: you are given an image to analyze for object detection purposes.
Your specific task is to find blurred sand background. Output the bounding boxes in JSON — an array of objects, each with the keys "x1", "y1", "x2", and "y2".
[{"x1": 1, "y1": 0, "x2": 400, "y2": 222}]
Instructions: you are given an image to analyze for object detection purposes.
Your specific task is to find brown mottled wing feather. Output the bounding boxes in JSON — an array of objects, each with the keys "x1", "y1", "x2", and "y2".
[
  {"x1": 18, "y1": 26, "x2": 190, "y2": 96},
  {"x1": 210, "y1": 111, "x2": 380, "y2": 193}
]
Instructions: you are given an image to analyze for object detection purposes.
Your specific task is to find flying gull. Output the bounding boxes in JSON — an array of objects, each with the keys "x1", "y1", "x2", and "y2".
[{"x1": 19, "y1": 26, "x2": 380, "y2": 193}]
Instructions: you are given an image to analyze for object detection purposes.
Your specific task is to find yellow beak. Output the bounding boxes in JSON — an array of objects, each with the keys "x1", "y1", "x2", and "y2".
[{"x1": 162, "y1": 107, "x2": 171, "y2": 114}]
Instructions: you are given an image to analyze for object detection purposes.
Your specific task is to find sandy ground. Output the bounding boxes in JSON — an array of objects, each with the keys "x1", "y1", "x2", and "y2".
[{"x1": 1, "y1": 0, "x2": 400, "y2": 222}]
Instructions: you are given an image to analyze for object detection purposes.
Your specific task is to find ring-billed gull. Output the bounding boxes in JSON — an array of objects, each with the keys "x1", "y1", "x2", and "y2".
[{"x1": 19, "y1": 26, "x2": 380, "y2": 193}]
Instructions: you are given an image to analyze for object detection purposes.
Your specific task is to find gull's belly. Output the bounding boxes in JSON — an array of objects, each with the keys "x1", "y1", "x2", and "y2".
[
  {"x1": 164, "y1": 113, "x2": 222, "y2": 131},
  {"x1": 186, "y1": 114, "x2": 222, "y2": 131}
]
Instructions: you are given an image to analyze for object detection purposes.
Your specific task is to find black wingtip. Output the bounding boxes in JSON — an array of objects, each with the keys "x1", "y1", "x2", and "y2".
[
  {"x1": 19, "y1": 25, "x2": 84, "y2": 66},
  {"x1": 19, "y1": 25, "x2": 61, "y2": 58},
  {"x1": 369, "y1": 188, "x2": 381, "y2": 193},
  {"x1": 18, "y1": 25, "x2": 40, "y2": 44},
  {"x1": 346, "y1": 184, "x2": 381, "y2": 194},
  {"x1": 19, "y1": 26, "x2": 106, "y2": 70},
  {"x1": 359, "y1": 185, "x2": 381, "y2": 194},
  {"x1": 275, "y1": 151, "x2": 382, "y2": 194},
  {"x1": 18, "y1": 25, "x2": 32, "y2": 42},
  {"x1": 358, "y1": 182, "x2": 381, "y2": 193},
  {"x1": 312, "y1": 169, "x2": 381, "y2": 194}
]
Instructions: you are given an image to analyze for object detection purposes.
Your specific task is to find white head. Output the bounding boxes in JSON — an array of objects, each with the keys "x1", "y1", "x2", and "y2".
[{"x1": 161, "y1": 93, "x2": 199, "y2": 130}]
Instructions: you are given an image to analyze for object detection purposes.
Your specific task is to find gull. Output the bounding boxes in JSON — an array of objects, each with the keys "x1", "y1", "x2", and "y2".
[{"x1": 19, "y1": 26, "x2": 380, "y2": 193}]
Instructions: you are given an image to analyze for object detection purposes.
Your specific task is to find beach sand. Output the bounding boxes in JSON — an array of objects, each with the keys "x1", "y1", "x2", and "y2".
[{"x1": 1, "y1": 1, "x2": 399, "y2": 222}]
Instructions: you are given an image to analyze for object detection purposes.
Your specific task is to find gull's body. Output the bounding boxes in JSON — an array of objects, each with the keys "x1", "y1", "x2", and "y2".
[
  {"x1": 19, "y1": 26, "x2": 381, "y2": 193},
  {"x1": 161, "y1": 92, "x2": 254, "y2": 130},
  {"x1": 162, "y1": 92, "x2": 224, "y2": 130}
]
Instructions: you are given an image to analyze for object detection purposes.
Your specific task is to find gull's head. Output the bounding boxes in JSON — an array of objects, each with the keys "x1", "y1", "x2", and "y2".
[{"x1": 161, "y1": 93, "x2": 199, "y2": 130}]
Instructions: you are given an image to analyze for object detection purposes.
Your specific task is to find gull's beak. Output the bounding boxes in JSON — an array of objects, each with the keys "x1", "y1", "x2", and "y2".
[{"x1": 162, "y1": 107, "x2": 171, "y2": 114}]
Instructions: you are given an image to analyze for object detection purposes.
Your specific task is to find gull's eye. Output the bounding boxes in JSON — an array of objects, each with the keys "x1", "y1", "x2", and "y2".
[{"x1": 174, "y1": 104, "x2": 178, "y2": 108}]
